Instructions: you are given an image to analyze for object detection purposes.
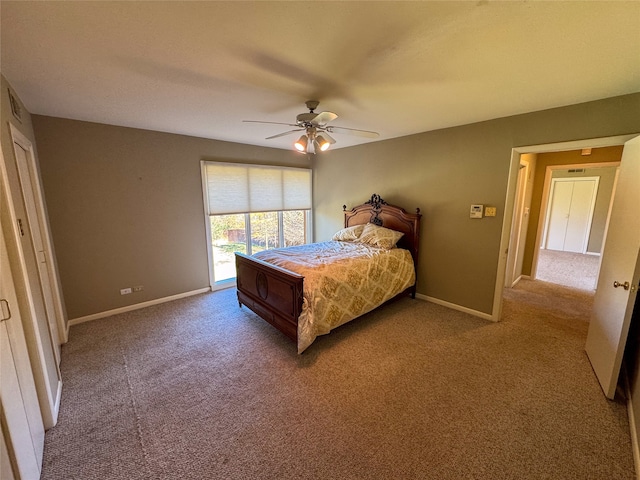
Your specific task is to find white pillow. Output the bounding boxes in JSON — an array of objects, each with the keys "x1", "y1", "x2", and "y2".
[
  {"x1": 331, "y1": 224, "x2": 365, "y2": 242},
  {"x1": 357, "y1": 223, "x2": 404, "y2": 249}
]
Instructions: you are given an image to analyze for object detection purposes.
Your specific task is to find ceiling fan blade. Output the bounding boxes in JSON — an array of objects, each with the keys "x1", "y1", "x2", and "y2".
[
  {"x1": 326, "y1": 126, "x2": 380, "y2": 138},
  {"x1": 310, "y1": 111, "x2": 338, "y2": 126},
  {"x1": 243, "y1": 120, "x2": 298, "y2": 127},
  {"x1": 320, "y1": 131, "x2": 337, "y2": 144},
  {"x1": 265, "y1": 129, "x2": 304, "y2": 140}
]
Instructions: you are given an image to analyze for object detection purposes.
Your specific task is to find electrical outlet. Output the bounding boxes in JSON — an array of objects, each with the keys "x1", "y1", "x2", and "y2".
[
  {"x1": 133, "y1": 285, "x2": 144, "y2": 292},
  {"x1": 120, "y1": 288, "x2": 132, "y2": 295}
]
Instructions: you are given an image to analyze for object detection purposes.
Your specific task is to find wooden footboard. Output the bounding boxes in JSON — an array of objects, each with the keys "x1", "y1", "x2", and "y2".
[{"x1": 235, "y1": 252, "x2": 304, "y2": 342}]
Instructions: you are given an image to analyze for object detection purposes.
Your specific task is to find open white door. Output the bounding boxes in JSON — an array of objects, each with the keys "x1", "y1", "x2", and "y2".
[
  {"x1": 505, "y1": 160, "x2": 529, "y2": 288},
  {"x1": 1, "y1": 226, "x2": 45, "y2": 478},
  {"x1": 585, "y1": 135, "x2": 640, "y2": 399}
]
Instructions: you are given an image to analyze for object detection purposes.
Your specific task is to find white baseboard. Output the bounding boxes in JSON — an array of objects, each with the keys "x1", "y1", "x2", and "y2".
[
  {"x1": 508, "y1": 274, "x2": 532, "y2": 288},
  {"x1": 414, "y1": 293, "x2": 493, "y2": 321},
  {"x1": 68, "y1": 287, "x2": 211, "y2": 326}
]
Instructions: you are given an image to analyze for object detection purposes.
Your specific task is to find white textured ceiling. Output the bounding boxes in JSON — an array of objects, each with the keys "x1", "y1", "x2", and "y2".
[{"x1": 1, "y1": 1, "x2": 639, "y2": 151}]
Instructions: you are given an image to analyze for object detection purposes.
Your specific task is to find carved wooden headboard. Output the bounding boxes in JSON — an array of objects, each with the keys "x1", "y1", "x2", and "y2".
[{"x1": 343, "y1": 193, "x2": 422, "y2": 265}]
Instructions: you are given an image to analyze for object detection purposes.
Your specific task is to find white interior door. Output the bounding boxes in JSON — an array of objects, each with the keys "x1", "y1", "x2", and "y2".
[
  {"x1": 564, "y1": 179, "x2": 598, "y2": 252},
  {"x1": 505, "y1": 160, "x2": 529, "y2": 287},
  {"x1": 2, "y1": 134, "x2": 61, "y2": 429},
  {"x1": 11, "y1": 125, "x2": 64, "y2": 353},
  {"x1": 1, "y1": 325, "x2": 42, "y2": 480},
  {"x1": 1, "y1": 227, "x2": 45, "y2": 478},
  {"x1": 585, "y1": 135, "x2": 640, "y2": 399},
  {"x1": 545, "y1": 181, "x2": 574, "y2": 251},
  {"x1": 544, "y1": 177, "x2": 598, "y2": 253},
  {"x1": 1, "y1": 430, "x2": 17, "y2": 480}
]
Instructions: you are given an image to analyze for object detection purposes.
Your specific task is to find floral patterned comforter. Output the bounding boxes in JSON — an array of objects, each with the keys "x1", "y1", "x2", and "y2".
[{"x1": 253, "y1": 241, "x2": 415, "y2": 353}]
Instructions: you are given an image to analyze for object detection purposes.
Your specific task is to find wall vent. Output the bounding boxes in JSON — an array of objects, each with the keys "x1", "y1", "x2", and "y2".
[
  {"x1": 568, "y1": 168, "x2": 586, "y2": 173},
  {"x1": 8, "y1": 88, "x2": 22, "y2": 122}
]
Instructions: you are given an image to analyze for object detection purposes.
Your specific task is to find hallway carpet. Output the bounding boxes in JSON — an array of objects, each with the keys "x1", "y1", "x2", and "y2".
[{"x1": 536, "y1": 249, "x2": 599, "y2": 291}]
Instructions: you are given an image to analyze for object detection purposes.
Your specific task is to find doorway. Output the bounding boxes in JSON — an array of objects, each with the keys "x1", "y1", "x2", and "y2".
[
  {"x1": 535, "y1": 162, "x2": 619, "y2": 291},
  {"x1": 535, "y1": 163, "x2": 620, "y2": 291},
  {"x1": 493, "y1": 136, "x2": 633, "y2": 322},
  {"x1": 501, "y1": 148, "x2": 622, "y2": 299}
]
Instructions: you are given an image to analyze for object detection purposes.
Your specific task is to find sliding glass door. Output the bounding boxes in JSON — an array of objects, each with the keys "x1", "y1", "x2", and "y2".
[{"x1": 209, "y1": 210, "x2": 309, "y2": 287}]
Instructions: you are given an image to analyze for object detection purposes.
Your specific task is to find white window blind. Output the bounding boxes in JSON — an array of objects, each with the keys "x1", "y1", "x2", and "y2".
[{"x1": 204, "y1": 162, "x2": 312, "y2": 215}]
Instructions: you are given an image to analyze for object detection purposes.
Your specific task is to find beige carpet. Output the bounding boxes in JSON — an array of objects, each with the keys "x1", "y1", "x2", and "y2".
[
  {"x1": 41, "y1": 281, "x2": 635, "y2": 479},
  {"x1": 536, "y1": 249, "x2": 600, "y2": 291}
]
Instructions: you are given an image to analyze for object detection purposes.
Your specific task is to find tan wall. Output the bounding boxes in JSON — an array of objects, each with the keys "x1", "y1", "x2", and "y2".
[
  {"x1": 522, "y1": 146, "x2": 622, "y2": 276},
  {"x1": 30, "y1": 94, "x2": 640, "y2": 319},
  {"x1": 32, "y1": 116, "x2": 310, "y2": 319},
  {"x1": 313, "y1": 93, "x2": 640, "y2": 315}
]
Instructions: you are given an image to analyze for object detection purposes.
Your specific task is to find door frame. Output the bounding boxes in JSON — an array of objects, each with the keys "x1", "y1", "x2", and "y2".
[{"x1": 492, "y1": 133, "x2": 639, "y2": 322}]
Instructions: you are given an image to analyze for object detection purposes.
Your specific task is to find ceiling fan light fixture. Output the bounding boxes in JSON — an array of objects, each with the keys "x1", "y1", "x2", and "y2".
[
  {"x1": 294, "y1": 135, "x2": 308, "y2": 152},
  {"x1": 244, "y1": 101, "x2": 379, "y2": 152},
  {"x1": 315, "y1": 135, "x2": 331, "y2": 151}
]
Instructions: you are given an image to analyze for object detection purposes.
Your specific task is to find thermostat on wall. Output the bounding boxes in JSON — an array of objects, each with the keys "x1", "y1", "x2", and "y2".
[{"x1": 470, "y1": 204, "x2": 484, "y2": 219}]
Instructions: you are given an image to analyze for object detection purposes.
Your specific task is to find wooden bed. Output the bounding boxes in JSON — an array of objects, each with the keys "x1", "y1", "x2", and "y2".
[{"x1": 235, "y1": 194, "x2": 422, "y2": 348}]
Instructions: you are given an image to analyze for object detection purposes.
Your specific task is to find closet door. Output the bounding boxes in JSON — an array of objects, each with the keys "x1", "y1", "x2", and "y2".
[
  {"x1": 544, "y1": 177, "x2": 599, "y2": 253},
  {"x1": 545, "y1": 181, "x2": 574, "y2": 251},
  {"x1": 4, "y1": 125, "x2": 62, "y2": 428},
  {"x1": 1, "y1": 227, "x2": 45, "y2": 478}
]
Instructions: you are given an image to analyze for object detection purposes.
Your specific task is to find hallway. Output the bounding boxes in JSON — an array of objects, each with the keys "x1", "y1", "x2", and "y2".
[{"x1": 536, "y1": 249, "x2": 600, "y2": 291}]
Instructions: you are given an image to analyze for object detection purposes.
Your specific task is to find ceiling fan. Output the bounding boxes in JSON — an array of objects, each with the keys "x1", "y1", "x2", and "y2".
[{"x1": 243, "y1": 100, "x2": 379, "y2": 153}]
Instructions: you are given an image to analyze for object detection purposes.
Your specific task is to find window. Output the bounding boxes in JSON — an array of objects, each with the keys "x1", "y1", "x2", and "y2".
[{"x1": 202, "y1": 162, "x2": 312, "y2": 288}]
